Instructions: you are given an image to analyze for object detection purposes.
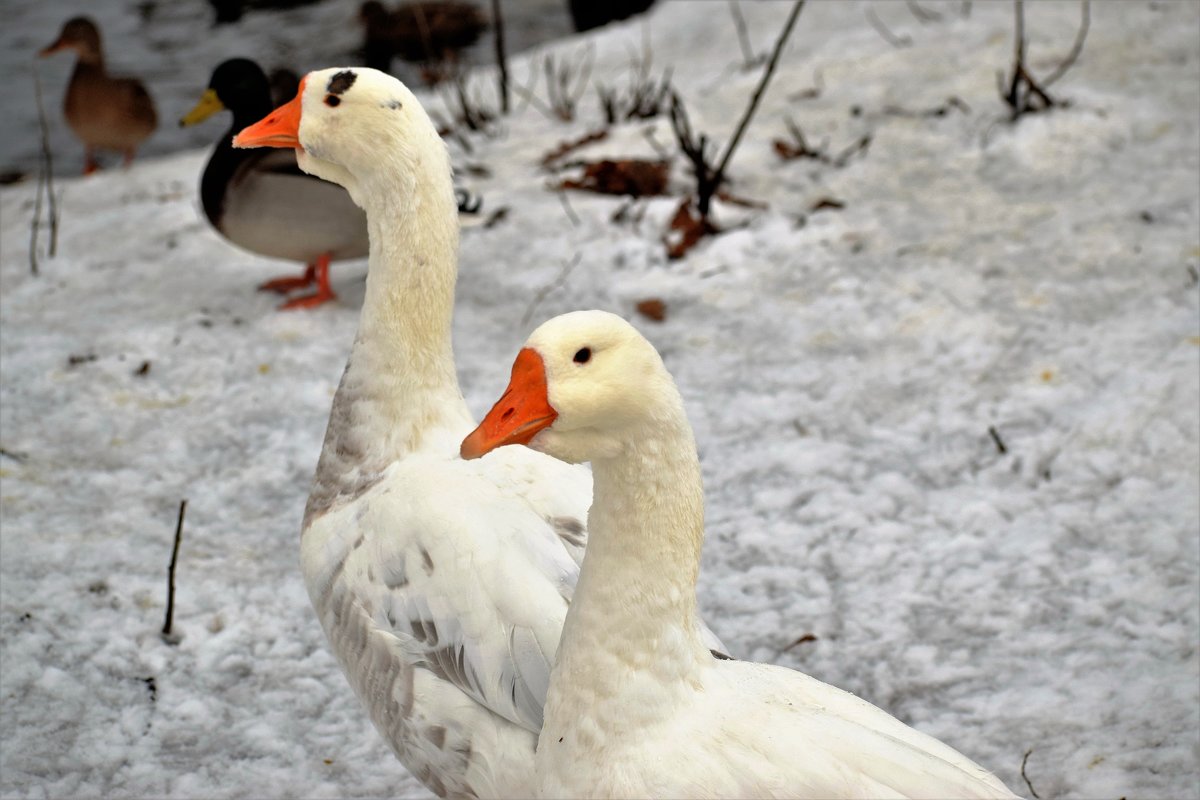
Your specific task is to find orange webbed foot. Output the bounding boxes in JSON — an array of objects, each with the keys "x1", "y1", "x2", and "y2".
[
  {"x1": 277, "y1": 288, "x2": 338, "y2": 310},
  {"x1": 258, "y1": 264, "x2": 317, "y2": 294}
]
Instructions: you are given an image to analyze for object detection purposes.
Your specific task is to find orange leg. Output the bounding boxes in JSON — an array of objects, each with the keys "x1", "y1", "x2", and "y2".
[
  {"x1": 278, "y1": 253, "x2": 337, "y2": 310},
  {"x1": 83, "y1": 148, "x2": 99, "y2": 176},
  {"x1": 258, "y1": 263, "x2": 316, "y2": 294}
]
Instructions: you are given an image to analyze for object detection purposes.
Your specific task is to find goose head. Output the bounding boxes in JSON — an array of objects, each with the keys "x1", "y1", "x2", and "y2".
[
  {"x1": 461, "y1": 311, "x2": 682, "y2": 465},
  {"x1": 232, "y1": 66, "x2": 443, "y2": 208}
]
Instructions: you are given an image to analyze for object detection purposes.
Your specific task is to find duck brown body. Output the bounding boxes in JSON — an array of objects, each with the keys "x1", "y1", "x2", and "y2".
[{"x1": 40, "y1": 17, "x2": 157, "y2": 174}]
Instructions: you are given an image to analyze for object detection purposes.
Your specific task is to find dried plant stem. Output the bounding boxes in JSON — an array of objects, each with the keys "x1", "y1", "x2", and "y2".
[
  {"x1": 491, "y1": 0, "x2": 510, "y2": 113},
  {"x1": 162, "y1": 500, "x2": 188, "y2": 638},
  {"x1": 712, "y1": 0, "x2": 805, "y2": 184}
]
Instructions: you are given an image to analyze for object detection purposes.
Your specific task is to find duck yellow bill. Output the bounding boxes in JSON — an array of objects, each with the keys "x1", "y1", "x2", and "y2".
[
  {"x1": 232, "y1": 76, "x2": 306, "y2": 149},
  {"x1": 179, "y1": 88, "x2": 225, "y2": 128},
  {"x1": 461, "y1": 348, "x2": 558, "y2": 460}
]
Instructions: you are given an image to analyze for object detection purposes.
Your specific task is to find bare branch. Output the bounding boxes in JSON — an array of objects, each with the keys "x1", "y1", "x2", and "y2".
[
  {"x1": 728, "y1": 2, "x2": 764, "y2": 68},
  {"x1": 1041, "y1": 0, "x2": 1090, "y2": 88},
  {"x1": 491, "y1": 0, "x2": 510, "y2": 113},
  {"x1": 556, "y1": 189, "x2": 580, "y2": 227},
  {"x1": 999, "y1": 0, "x2": 1073, "y2": 121},
  {"x1": 162, "y1": 499, "x2": 188, "y2": 641},
  {"x1": 522, "y1": 253, "x2": 581, "y2": 326},
  {"x1": 711, "y1": 0, "x2": 806, "y2": 195},
  {"x1": 866, "y1": 6, "x2": 912, "y2": 48},
  {"x1": 1020, "y1": 749, "x2": 1041, "y2": 800}
]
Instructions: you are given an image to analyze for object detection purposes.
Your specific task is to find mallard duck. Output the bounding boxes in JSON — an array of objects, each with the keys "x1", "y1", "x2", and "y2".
[
  {"x1": 461, "y1": 310, "x2": 1020, "y2": 799},
  {"x1": 39, "y1": 17, "x2": 158, "y2": 175},
  {"x1": 181, "y1": 58, "x2": 369, "y2": 309},
  {"x1": 358, "y1": 1, "x2": 488, "y2": 76},
  {"x1": 231, "y1": 68, "x2": 726, "y2": 796}
]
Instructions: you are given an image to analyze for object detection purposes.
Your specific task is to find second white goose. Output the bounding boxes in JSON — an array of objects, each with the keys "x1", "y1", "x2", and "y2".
[{"x1": 461, "y1": 310, "x2": 1019, "y2": 800}]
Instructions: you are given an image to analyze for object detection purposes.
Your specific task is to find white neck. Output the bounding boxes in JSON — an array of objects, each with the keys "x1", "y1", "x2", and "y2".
[
  {"x1": 304, "y1": 142, "x2": 469, "y2": 526},
  {"x1": 546, "y1": 412, "x2": 710, "y2": 740}
]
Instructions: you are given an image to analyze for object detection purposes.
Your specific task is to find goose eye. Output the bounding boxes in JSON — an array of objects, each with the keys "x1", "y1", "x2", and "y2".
[
  {"x1": 324, "y1": 94, "x2": 341, "y2": 107},
  {"x1": 573, "y1": 347, "x2": 591, "y2": 364}
]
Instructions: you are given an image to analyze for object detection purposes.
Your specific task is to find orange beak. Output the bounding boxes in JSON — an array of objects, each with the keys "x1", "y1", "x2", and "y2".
[
  {"x1": 461, "y1": 348, "x2": 558, "y2": 460},
  {"x1": 233, "y1": 76, "x2": 306, "y2": 149}
]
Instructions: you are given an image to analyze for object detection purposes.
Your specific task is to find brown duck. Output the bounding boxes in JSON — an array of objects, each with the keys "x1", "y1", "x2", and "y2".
[{"x1": 39, "y1": 17, "x2": 158, "y2": 175}]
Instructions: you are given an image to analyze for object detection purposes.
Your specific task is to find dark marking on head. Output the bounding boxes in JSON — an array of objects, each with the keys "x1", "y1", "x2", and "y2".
[
  {"x1": 385, "y1": 99, "x2": 402, "y2": 110},
  {"x1": 711, "y1": 649, "x2": 734, "y2": 661},
  {"x1": 327, "y1": 70, "x2": 357, "y2": 96}
]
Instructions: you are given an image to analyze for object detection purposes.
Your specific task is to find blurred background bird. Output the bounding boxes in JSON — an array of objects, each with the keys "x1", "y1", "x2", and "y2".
[
  {"x1": 39, "y1": 17, "x2": 158, "y2": 175},
  {"x1": 358, "y1": 0, "x2": 488, "y2": 82}
]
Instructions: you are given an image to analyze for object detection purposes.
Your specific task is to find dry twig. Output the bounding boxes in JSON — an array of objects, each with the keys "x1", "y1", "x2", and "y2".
[
  {"x1": 729, "y1": 1, "x2": 766, "y2": 68},
  {"x1": 671, "y1": 0, "x2": 806, "y2": 220},
  {"x1": 31, "y1": 63, "x2": 60, "y2": 274},
  {"x1": 1020, "y1": 748, "x2": 1041, "y2": 799},
  {"x1": 491, "y1": 0, "x2": 510, "y2": 113},
  {"x1": 522, "y1": 253, "x2": 581, "y2": 326},
  {"x1": 998, "y1": 0, "x2": 1090, "y2": 122},
  {"x1": 162, "y1": 500, "x2": 187, "y2": 641},
  {"x1": 866, "y1": 6, "x2": 912, "y2": 48}
]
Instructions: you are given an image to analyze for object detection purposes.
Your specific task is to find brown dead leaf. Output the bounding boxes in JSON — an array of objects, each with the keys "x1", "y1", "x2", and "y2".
[
  {"x1": 664, "y1": 197, "x2": 718, "y2": 260},
  {"x1": 635, "y1": 299, "x2": 667, "y2": 322},
  {"x1": 560, "y1": 159, "x2": 669, "y2": 198},
  {"x1": 809, "y1": 197, "x2": 845, "y2": 212}
]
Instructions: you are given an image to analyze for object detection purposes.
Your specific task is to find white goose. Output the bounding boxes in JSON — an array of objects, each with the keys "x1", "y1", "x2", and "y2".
[
  {"x1": 232, "y1": 69, "x2": 725, "y2": 797},
  {"x1": 461, "y1": 310, "x2": 1020, "y2": 800}
]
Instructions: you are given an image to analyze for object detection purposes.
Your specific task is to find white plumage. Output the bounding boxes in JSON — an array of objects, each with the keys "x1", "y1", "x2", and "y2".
[{"x1": 235, "y1": 69, "x2": 723, "y2": 797}]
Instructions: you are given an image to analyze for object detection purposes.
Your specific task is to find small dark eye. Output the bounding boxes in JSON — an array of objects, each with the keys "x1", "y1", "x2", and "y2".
[
  {"x1": 324, "y1": 94, "x2": 341, "y2": 107},
  {"x1": 573, "y1": 347, "x2": 591, "y2": 364}
]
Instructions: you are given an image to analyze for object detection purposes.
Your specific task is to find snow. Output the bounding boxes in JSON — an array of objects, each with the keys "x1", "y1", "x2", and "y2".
[{"x1": 2, "y1": 1, "x2": 1198, "y2": 798}]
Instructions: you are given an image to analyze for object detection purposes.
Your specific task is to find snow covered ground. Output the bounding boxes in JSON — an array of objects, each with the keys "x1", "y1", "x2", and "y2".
[{"x1": 2, "y1": 1, "x2": 1198, "y2": 798}]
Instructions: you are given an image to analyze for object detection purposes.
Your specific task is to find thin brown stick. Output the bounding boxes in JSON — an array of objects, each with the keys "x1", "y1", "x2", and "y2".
[
  {"x1": 1042, "y1": 0, "x2": 1090, "y2": 88},
  {"x1": 866, "y1": 6, "x2": 912, "y2": 48},
  {"x1": 162, "y1": 500, "x2": 187, "y2": 639},
  {"x1": 728, "y1": 1, "x2": 761, "y2": 67},
  {"x1": 988, "y1": 425, "x2": 1008, "y2": 455},
  {"x1": 1020, "y1": 748, "x2": 1041, "y2": 799},
  {"x1": 709, "y1": 0, "x2": 806, "y2": 208},
  {"x1": 491, "y1": 0, "x2": 510, "y2": 113},
  {"x1": 522, "y1": 253, "x2": 581, "y2": 326},
  {"x1": 556, "y1": 190, "x2": 580, "y2": 227}
]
